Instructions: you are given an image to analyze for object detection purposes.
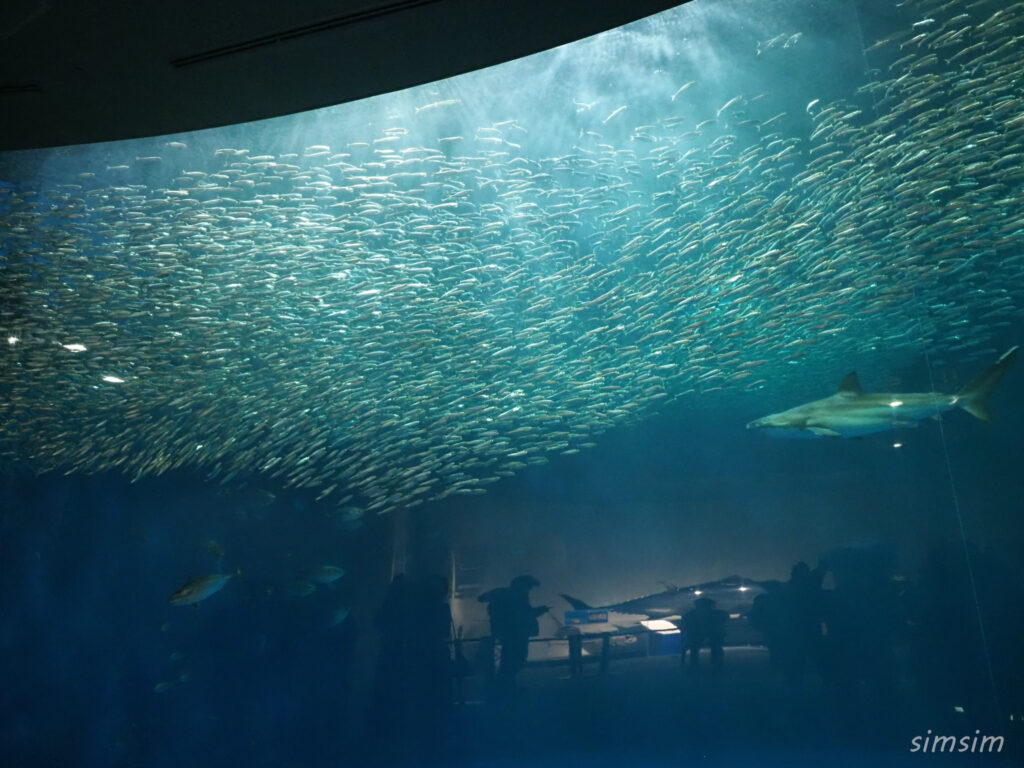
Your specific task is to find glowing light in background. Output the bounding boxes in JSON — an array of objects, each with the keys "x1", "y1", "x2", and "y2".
[{"x1": 641, "y1": 619, "x2": 680, "y2": 634}]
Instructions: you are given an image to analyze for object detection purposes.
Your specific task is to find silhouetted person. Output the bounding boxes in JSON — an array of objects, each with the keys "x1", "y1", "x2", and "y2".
[
  {"x1": 911, "y1": 541, "x2": 1024, "y2": 721},
  {"x1": 408, "y1": 574, "x2": 453, "y2": 709},
  {"x1": 407, "y1": 574, "x2": 453, "y2": 758},
  {"x1": 911, "y1": 542, "x2": 976, "y2": 712},
  {"x1": 748, "y1": 581, "x2": 784, "y2": 666},
  {"x1": 372, "y1": 573, "x2": 411, "y2": 727},
  {"x1": 777, "y1": 561, "x2": 825, "y2": 683},
  {"x1": 451, "y1": 625, "x2": 473, "y2": 705},
  {"x1": 818, "y1": 547, "x2": 903, "y2": 719},
  {"x1": 682, "y1": 597, "x2": 727, "y2": 671},
  {"x1": 973, "y1": 542, "x2": 1024, "y2": 721},
  {"x1": 479, "y1": 575, "x2": 548, "y2": 694},
  {"x1": 371, "y1": 573, "x2": 453, "y2": 761},
  {"x1": 566, "y1": 625, "x2": 584, "y2": 678}
]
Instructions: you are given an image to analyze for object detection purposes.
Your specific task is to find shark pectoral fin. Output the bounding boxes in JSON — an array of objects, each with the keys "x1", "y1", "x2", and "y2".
[{"x1": 808, "y1": 426, "x2": 842, "y2": 437}]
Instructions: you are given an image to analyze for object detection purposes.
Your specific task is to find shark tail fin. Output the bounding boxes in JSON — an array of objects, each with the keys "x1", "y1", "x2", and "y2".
[
  {"x1": 561, "y1": 594, "x2": 592, "y2": 611},
  {"x1": 955, "y1": 346, "x2": 1018, "y2": 422}
]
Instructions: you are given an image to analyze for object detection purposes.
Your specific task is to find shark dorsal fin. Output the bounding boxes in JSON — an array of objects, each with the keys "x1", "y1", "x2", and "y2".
[{"x1": 837, "y1": 372, "x2": 863, "y2": 395}]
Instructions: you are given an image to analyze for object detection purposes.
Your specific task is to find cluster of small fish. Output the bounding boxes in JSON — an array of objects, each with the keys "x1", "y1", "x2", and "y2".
[
  {"x1": 2, "y1": 0, "x2": 1023, "y2": 518},
  {"x1": 289, "y1": 563, "x2": 347, "y2": 598},
  {"x1": 158, "y1": 566, "x2": 349, "y2": 694},
  {"x1": 153, "y1": 642, "x2": 190, "y2": 695}
]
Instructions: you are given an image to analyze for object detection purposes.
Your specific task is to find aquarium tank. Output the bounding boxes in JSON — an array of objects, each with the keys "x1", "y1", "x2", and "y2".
[{"x1": 2, "y1": 0, "x2": 1023, "y2": 765}]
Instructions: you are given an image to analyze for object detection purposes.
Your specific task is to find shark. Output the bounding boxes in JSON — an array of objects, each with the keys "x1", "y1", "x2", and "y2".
[
  {"x1": 561, "y1": 575, "x2": 765, "y2": 628},
  {"x1": 746, "y1": 346, "x2": 1017, "y2": 438}
]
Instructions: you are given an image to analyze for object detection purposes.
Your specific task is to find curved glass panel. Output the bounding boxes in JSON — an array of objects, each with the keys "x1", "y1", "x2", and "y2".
[{"x1": 2, "y1": 0, "x2": 1022, "y2": 765}]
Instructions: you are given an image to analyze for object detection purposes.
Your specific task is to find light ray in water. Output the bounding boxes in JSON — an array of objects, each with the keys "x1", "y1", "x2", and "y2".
[{"x1": 2, "y1": 0, "x2": 1024, "y2": 520}]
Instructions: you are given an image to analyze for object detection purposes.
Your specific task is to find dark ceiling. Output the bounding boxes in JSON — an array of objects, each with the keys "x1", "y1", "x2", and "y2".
[{"x1": 0, "y1": 0, "x2": 683, "y2": 152}]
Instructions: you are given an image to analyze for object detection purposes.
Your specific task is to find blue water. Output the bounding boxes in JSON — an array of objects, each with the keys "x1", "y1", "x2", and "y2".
[{"x1": 3, "y1": 404, "x2": 1022, "y2": 766}]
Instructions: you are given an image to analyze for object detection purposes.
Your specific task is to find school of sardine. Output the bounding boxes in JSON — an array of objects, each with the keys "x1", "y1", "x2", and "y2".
[{"x1": 2, "y1": 0, "x2": 1023, "y2": 521}]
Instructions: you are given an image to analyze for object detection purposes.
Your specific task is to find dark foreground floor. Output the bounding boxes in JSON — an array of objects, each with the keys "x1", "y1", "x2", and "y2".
[{"x1": 361, "y1": 647, "x2": 1022, "y2": 767}]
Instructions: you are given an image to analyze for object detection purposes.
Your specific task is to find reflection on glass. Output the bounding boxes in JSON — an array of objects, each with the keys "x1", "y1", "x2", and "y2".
[{"x1": 1, "y1": 0, "x2": 1022, "y2": 765}]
